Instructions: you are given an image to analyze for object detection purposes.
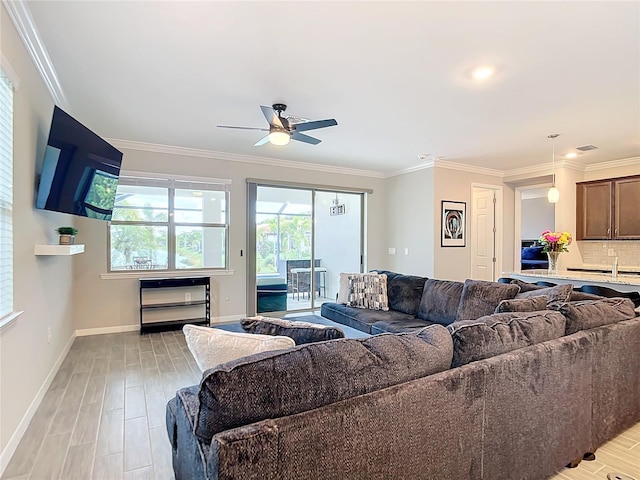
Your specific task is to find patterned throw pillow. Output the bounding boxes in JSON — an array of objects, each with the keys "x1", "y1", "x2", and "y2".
[
  {"x1": 337, "y1": 271, "x2": 377, "y2": 303},
  {"x1": 347, "y1": 273, "x2": 389, "y2": 311}
]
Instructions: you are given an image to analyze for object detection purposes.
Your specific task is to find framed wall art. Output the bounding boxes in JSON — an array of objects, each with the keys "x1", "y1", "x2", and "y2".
[{"x1": 441, "y1": 200, "x2": 466, "y2": 247}]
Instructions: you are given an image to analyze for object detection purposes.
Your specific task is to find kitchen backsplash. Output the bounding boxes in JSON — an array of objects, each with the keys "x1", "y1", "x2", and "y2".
[{"x1": 577, "y1": 241, "x2": 640, "y2": 269}]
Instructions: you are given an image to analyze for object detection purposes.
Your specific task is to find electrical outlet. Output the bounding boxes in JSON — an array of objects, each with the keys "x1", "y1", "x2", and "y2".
[
  {"x1": 185, "y1": 292, "x2": 192, "y2": 303},
  {"x1": 404, "y1": 248, "x2": 409, "y2": 255},
  {"x1": 608, "y1": 248, "x2": 615, "y2": 256},
  {"x1": 47, "y1": 326, "x2": 51, "y2": 344},
  {"x1": 388, "y1": 247, "x2": 396, "y2": 255}
]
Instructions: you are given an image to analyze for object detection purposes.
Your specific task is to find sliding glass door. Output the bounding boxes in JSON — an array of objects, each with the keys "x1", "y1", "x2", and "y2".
[
  {"x1": 314, "y1": 191, "x2": 362, "y2": 308},
  {"x1": 247, "y1": 182, "x2": 364, "y2": 316}
]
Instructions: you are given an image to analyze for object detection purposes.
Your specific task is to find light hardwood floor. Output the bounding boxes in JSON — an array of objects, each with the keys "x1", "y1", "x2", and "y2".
[
  {"x1": 2, "y1": 330, "x2": 200, "y2": 480},
  {"x1": 1, "y1": 329, "x2": 639, "y2": 480},
  {"x1": 550, "y1": 421, "x2": 640, "y2": 480}
]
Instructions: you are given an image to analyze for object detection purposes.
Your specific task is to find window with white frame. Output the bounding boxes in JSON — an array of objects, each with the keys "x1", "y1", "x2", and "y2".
[
  {"x1": 108, "y1": 174, "x2": 230, "y2": 271},
  {"x1": 0, "y1": 70, "x2": 14, "y2": 318}
]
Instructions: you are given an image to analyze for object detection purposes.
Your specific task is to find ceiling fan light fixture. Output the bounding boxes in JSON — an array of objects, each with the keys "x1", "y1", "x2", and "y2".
[{"x1": 269, "y1": 130, "x2": 290, "y2": 146}]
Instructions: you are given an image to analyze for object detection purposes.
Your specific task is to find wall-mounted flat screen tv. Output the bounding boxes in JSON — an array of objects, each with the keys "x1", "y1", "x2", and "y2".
[{"x1": 35, "y1": 106, "x2": 123, "y2": 221}]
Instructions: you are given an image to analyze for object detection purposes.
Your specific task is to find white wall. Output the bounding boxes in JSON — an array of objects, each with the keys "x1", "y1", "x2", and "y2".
[
  {"x1": 521, "y1": 197, "x2": 555, "y2": 240},
  {"x1": 74, "y1": 147, "x2": 386, "y2": 329},
  {"x1": 433, "y1": 167, "x2": 514, "y2": 281},
  {"x1": 1, "y1": 4, "x2": 78, "y2": 466},
  {"x1": 582, "y1": 160, "x2": 640, "y2": 181},
  {"x1": 383, "y1": 168, "x2": 435, "y2": 276}
]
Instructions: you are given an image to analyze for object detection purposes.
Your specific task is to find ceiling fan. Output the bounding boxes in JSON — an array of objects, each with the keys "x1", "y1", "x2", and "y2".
[{"x1": 217, "y1": 104, "x2": 337, "y2": 146}]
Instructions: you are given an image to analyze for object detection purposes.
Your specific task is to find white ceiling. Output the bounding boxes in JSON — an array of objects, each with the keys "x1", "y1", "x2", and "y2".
[{"x1": 17, "y1": 1, "x2": 640, "y2": 175}]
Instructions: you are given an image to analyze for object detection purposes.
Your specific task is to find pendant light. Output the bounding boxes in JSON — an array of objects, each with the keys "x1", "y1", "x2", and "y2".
[{"x1": 547, "y1": 133, "x2": 560, "y2": 203}]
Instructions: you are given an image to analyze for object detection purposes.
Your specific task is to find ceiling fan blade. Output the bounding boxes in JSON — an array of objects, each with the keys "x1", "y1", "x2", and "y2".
[
  {"x1": 260, "y1": 105, "x2": 284, "y2": 128},
  {"x1": 293, "y1": 119, "x2": 337, "y2": 132},
  {"x1": 217, "y1": 125, "x2": 269, "y2": 131},
  {"x1": 253, "y1": 135, "x2": 271, "y2": 146},
  {"x1": 291, "y1": 131, "x2": 321, "y2": 145}
]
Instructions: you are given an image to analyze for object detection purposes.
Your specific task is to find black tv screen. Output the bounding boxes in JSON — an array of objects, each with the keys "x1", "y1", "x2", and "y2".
[{"x1": 36, "y1": 106, "x2": 123, "y2": 220}]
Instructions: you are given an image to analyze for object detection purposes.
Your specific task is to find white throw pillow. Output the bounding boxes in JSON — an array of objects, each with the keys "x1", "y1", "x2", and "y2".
[
  {"x1": 337, "y1": 271, "x2": 378, "y2": 304},
  {"x1": 183, "y1": 324, "x2": 295, "y2": 372}
]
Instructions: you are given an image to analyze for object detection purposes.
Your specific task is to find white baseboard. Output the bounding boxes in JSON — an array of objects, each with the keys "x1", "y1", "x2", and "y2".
[
  {"x1": 75, "y1": 324, "x2": 139, "y2": 337},
  {"x1": 75, "y1": 316, "x2": 247, "y2": 336},
  {"x1": 0, "y1": 332, "x2": 76, "y2": 476}
]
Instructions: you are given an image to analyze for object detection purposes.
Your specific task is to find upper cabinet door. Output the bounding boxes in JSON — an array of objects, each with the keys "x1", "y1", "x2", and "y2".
[
  {"x1": 576, "y1": 181, "x2": 612, "y2": 240},
  {"x1": 614, "y1": 177, "x2": 640, "y2": 239}
]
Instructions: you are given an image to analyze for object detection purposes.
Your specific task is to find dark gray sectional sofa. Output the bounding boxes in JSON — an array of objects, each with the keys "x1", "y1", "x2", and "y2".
[
  {"x1": 321, "y1": 270, "x2": 433, "y2": 334},
  {"x1": 166, "y1": 272, "x2": 640, "y2": 480}
]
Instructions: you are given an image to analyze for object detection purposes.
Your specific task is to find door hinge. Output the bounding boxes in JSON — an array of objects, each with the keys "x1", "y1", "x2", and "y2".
[
  {"x1": 493, "y1": 227, "x2": 497, "y2": 233},
  {"x1": 493, "y1": 197, "x2": 497, "y2": 204},
  {"x1": 492, "y1": 257, "x2": 496, "y2": 262}
]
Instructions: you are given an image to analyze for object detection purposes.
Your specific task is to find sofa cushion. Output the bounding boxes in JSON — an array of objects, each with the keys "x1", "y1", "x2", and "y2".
[
  {"x1": 456, "y1": 279, "x2": 520, "y2": 321},
  {"x1": 183, "y1": 325, "x2": 295, "y2": 372},
  {"x1": 569, "y1": 290, "x2": 603, "y2": 301},
  {"x1": 371, "y1": 317, "x2": 435, "y2": 335},
  {"x1": 495, "y1": 296, "x2": 547, "y2": 314},
  {"x1": 240, "y1": 316, "x2": 345, "y2": 344},
  {"x1": 447, "y1": 311, "x2": 566, "y2": 367},
  {"x1": 347, "y1": 273, "x2": 389, "y2": 311},
  {"x1": 418, "y1": 279, "x2": 465, "y2": 325},
  {"x1": 194, "y1": 326, "x2": 453, "y2": 440},
  {"x1": 553, "y1": 298, "x2": 637, "y2": 335},
  {"x1": 371, "y1": 270, "x2": 428, "y2": 316},
  {"x1": 510, "y1": 278, "x2": 543, "y2": 292},
  {"x1": 516, "y1": 283, "x2": 573, "y2": 306},
  {"x1": 320, "y1": 302, "x2": 413, "y2": 334}
]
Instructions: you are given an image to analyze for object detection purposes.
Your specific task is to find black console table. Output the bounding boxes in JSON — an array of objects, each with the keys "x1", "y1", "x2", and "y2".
[{"x1": 139, "y1": 276, "x2": 210, "y2": 333}]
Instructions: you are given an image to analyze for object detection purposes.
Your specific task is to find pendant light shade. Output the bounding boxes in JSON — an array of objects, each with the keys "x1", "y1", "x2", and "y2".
[{"x1": 547, "y1": 133, "x2": 560, "y2": 204}]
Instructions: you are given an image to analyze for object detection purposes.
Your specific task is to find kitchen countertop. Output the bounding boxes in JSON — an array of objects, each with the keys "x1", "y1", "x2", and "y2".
[
  {"x1": 507, "y1": 270, "x2": 640, "y2": 287},
  {"x1": 567, "y1": 265, "x2": 640, "y2": 275}
]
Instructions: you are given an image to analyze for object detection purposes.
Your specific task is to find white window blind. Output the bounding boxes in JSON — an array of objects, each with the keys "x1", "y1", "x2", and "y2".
[{"x1": 0, "y1": 71, "x2": 14, "y2": 319}]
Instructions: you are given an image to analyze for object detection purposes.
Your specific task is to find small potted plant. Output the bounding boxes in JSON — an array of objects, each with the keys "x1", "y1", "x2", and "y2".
[{"x1": 56, "y1": 226, "x2": 78, "y2": 245}]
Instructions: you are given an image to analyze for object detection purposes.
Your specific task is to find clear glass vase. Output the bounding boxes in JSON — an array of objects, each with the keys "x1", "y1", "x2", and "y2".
[{"x1": 547, "y1": 251, "x2": 560, "y2": 274}]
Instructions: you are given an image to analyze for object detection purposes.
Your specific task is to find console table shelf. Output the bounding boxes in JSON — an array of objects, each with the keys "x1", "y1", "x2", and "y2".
[
  {"x1": 141, "y1": 300, "x2": 207, "y2": 310},
  {"x1": 139, "y1": 276, "x2": 210, "y2": 334}
]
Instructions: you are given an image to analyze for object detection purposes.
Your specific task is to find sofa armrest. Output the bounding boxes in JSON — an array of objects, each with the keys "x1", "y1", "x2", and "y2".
[{"x1": 170, "y1": 386, "x2": 212, "y2": 480}]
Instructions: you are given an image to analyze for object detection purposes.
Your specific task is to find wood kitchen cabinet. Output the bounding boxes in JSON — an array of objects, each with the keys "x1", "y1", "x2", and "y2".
[{"x1": 576, "y1": 175, "x2": 640, "y2": 240}]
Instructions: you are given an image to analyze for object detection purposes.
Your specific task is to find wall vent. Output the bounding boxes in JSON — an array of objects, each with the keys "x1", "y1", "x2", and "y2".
[{"x1": 575, "y1": 144, "x2": 599, "y2": 152}]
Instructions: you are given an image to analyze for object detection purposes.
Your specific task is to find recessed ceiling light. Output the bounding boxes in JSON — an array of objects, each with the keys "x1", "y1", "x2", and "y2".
[
  {"x1": 565, "y1": 152, "x2": 577, "y2": 159},
  {"x1": 471, "y1": 66, "x2": 494, "y2": 80}
]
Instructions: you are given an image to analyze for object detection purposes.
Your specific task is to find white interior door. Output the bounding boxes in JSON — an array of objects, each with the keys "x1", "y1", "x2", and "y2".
[{"x1": 471, "y1": 187, "x2": 497, "y2": 281}]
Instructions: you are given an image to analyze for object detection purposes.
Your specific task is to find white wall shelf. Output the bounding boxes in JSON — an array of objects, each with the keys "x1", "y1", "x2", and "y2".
[{"x1": 34, "y1": 244, "x2": 85, "y2": 256}]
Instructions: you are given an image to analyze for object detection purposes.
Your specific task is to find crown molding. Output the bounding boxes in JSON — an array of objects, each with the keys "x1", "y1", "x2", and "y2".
[
  {"x1": 107, "y1": 139, "x2": 387, "y2": 179},
  {"x1": 387, "y1": 160, "x2": 436, "y2": 177},
  {"x1": 434, "y1": 159, "x2": 504, "y2": 177},
  {"x1": 504, "y1": 159, "x2": 586, "y2": 179},
  {"x1": 387, "y1": 159, "x2": 504, "y2": 178},
  {"x1": 584, "y1": 156, "x2": 640, "y2": 172},
  {"x1": 3, "y1": 0, "x2": 68, "y2": 108}
]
